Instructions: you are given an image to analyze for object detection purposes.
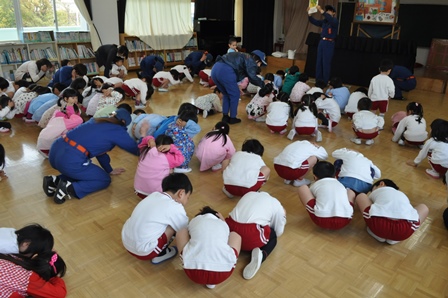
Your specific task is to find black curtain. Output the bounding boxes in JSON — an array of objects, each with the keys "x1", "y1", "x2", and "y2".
[
  {"x1": 242, "y1": 0, "x2": 274, "y2": 55},
  {"x1": 194, "y1": 0, "x2": 234, "y2": 21},
  {"x1": 117, "y1": 0, "x2": 127, "y2": 34},
  {"x1": 83, "y1": 0, "x2": 92, "y2": 20}
]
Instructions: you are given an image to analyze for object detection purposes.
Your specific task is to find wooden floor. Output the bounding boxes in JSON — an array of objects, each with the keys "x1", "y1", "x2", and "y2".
[{"x1": 1, "y1": 68, "x2": 448, "y2": 297}]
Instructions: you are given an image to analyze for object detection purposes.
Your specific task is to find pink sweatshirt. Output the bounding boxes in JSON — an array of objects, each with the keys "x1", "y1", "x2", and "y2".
[
  {"x1": 195, "y1": 134, "x2": 236, "y2": 171},
  {"x1": 134, "y1": 136, "x2": 184, "y2": 195}
]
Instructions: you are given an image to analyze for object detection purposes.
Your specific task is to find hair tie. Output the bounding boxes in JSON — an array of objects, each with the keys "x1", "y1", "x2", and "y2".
[
  {"x1": 49, "y1": 253, "x2": 58, "y2": 274},
  {"x1": 415, "y1": 103, "x2": 418, "y2": 106},
  {"x1": 221, "y1": 126, "x2": 225, "y2": 130}
]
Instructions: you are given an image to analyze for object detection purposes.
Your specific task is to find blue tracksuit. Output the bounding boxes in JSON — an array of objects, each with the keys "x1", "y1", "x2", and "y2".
[
  {"x1": 49, "y1": 118, "x2": 139, "y2": 199},
  {"x1": 140, "y1": 55, "x2": 165, "y2": 80},
  {"x1": 184, "y1": 51, "x2": 208, "y2": 75},
  {"x1": 389, "y1": 65, "x2": 416, "y2": 99},
  {"x1": 211, "y1": 52, "x2": 264, "y2": 118},
  {"x1": 309, "y1": 12, "x2": 339, "y2": 83},
  {"x1": 48, "y1": 66, "x2": 73, "y2": 88}
]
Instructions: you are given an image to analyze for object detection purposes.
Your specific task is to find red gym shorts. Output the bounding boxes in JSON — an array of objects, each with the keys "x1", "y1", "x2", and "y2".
[
  {"x1": 295, "y1": 127, "x2": 315, "y2": 135},
  {"x1": 371, "y1": 100, "x2": 388, "y2": 113},
  {"x1": 274, "y1": 160, "x2": 310, "y2": 181},
  {"x1": 267, "y1": 124, "x2": 287, "y2": 132},
  {"x1": 152, "y1": 78, "x2": 163, "y2": 87},
  {"x1": 225, "y1": 217, "x2": 270, "y2": 251},
  {"x1": 127, "y1": 233, "x2": 168, "y2": 260},
  {"x1": 224, "y1": 173, "x2": 266, "y2": 197},
  {"x1": 306, "y1": 199, "x2": 352, "y2": 230}
]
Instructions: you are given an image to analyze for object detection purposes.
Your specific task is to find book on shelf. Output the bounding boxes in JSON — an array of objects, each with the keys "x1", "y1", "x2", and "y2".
[
  {"x1": 22, "y1": 31, "x2": 54, "y2": 43},
  {"x1": 182, "y1": 50, "x2": 191, "y2": 59},
  {"x1": 128, "y1": 57, "x2": 136, "y2": 67},
  {"x1": 56, "y1": 31, "x2": 89, "y2": 43},
  {"x1": 1, "y1": 47, "x2": 28, "y2": 64},
  {"x1": 2, "y1": 70, "x2": 15, "y2": 81},
  {"x1": 186, "y1": 36, "x2": 197, "y2": 47},
  {"x1": 174, "y1": 52, "x2": 182, "y2": 61},
  {"x1": 125, "y1": 39, "x2": 153, "y2": 52},
  {"x1": 79, "y1": 32, "x2": 91, "y2": 42},
  {"x1": 58, "y1": 46, "x2": 79, "y2": 59},
  {"x1": 77, "y1": 45, "x2": 95, "y2": 58},
  {"x1": 83, "y1": 62, "x2": 98, "y2": 75},
  {"x1": 29, "y1": 47, "x2": 58, "y2": 61}
]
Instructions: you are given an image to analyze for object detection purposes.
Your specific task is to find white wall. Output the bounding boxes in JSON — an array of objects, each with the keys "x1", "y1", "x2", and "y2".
[{"x1": 91, "y1": 0, "x2": 119, "y2": 46}]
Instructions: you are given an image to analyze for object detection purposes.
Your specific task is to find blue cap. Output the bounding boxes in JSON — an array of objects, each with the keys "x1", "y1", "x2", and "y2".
[
  {"x1": 114, "y1": 108, "x2": 131, "y2": 127},
  {"x1": 251, "y1": 50, "x2": 267, "y2": 66}
]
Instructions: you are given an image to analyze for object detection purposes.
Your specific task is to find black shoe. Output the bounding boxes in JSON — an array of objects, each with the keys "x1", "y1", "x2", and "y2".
[
  {"x1": 43, "y1": 175, "x2": 57, "y2": 197},
  {"x1": 222, "y1": 115, "x2": 230, "y2": 123},
  {"x1": 392, "y1": 96, "x2": 405, "y2": 100},
  {"x1": 228, "y1": 118, "x2": 242, "y2": 124},
  {"x1": 53, "y1": 180, "x2": 73, "y2": 204}
]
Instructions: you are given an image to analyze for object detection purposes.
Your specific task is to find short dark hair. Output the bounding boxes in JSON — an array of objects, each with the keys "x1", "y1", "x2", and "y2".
[
  {"x1": 313, "y1": 161, "x2": 335, "y2": 179},
  {"x1": 329, "y1": 77, "x2": 343, "y2": 88},
  {"x1": 0, "y1": 77, "x2": 9, "y2": 90},
  {"x1": 357, "y1": 97, "x2": 372, "y2": 111},
  {"x1": 195, "y1": 206, "x2": 220, "y2": 218},
  {"x1": 430, "y1": 119, "x2": 448, "y2": 143},
  {"x1": 315, "y1": 79, "x2": 327, "y2": 89},
  {"x1": 228, "y1": 37, "x2": 237, "y2": 44},
  {"x1": 372, "y1": 179, "x2": 399, "y2": 191},
  {"x1": 161, "y1": 173, "x2": 193, "y2": 194},
  {"x1": 242, "y1": 139, "x2": 264, "y2": 156},
  {"x1": 60, "y1": 59, "x2": 70, "y2": 67},
  {"x1": 355, "y1": 87, "x2": 368, "y2": 94},
  {"x1": 288, "y1": 65, "x2": 299, "y2": 75},
  {"x1": 36, "y1": 58, "x2": 52, "y2": 69},
  {"x1": 325, "y1": 5, "x2": 336, "y2": 12},
  {"x1": 113, "y1": 56, "x2": 124, "y2": 63},
  {"x1": 117, "y1": 103, "x2": 132, "y2": 114},
  {"x1": 264, "y1": 73, "x2": 274, "y2": 82},
  {"x1": 177, "y1": 102, "x2": 198, "y2": 115},
  {"x1": 117, "y1": 45, "x2": 129, "y2": 59},
  {"x1": 73, "y1": 64, "x2": 88, "y2": 76},
  {"x1": 52, "y1": 83, "x2": 67, "y2": 94},
  {"x1": 70, "y1": 78, "x2": 87, "y2": 90},
  {"x1": 276, "y1": 70, "x2": 285, "y2": 77},
  {"x1": 178, "y1": 110, "x2": 198, "y2": 123},
  {"x1": 15, "y1": 224, "x2": 54, "y2": 255},
  {"x1": 299, "y1": 73, "x2": 309, "y2": 83},
  {"x1": 379, "y1": 59, "x2": 393, "y2": 72}
]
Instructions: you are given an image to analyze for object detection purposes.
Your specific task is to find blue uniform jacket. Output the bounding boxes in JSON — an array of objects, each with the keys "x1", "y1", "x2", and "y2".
[
  {"x1": 184, "y1": 51, "x2": 207, "y2": 75},
  {"x1": 389, "y1": 66, "x2": 413, "y2": 80},
  {"x1": 48, "y1": 66, "x2": 73, "y2": 88},
  {"x1": 215, "y1": 52, "x2": 264, "y2": 88},
  {"x1": 308, "y1": 12, "x2": 339, "y2": 39},
  {"x1": 140, "y1": 55, "x2": 165, "y2": 79}
]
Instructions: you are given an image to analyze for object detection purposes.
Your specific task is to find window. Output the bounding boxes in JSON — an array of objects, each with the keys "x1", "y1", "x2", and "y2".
[{"x1": 0, "y1": 0, "x2": 88, "y2": 42}]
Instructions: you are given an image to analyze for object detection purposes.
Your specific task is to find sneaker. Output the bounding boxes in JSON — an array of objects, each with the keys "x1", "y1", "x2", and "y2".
[
  {"x1": 53, "y1": 180, "x2": 73, "y2": 204},
  {"x1": 293, "y1": 178, "x2": 311, "y2": 187},
  {"x1": 425, "y1": 169, "x2": 440, "y2": 179},
  {"x1": 315, "y1": 130, "x2": 322, "y2": 142},
  {"x1": 287, "y1": 129, "x2": 296, "y2": 140},
  {"x1": 206, "y1": 284, "x2": 216, "y2": 289},
  {"x1": 0, "y1": 127, "x2": 10, "y2": 133},
  {"x1": 158, "y1": 88, "x2": 169, "y2": 92},
  {"x1": 366, "y1": 227, "x2": 386, "y2": 243},
  {"x1": 365, "y1": 139, "x2": 375, "y2": 146},
  {"x1": 43, "y1": 175, "x2": 57, "y2": 197},
  {"x1": 228, "y1": 118, "x2": 242, "y2": 124},
  {"x1": 386, "y1": 239, "x2": 400, "y2": 245},
  {"x1": 151, "y1": 246, "x2": 178, "y2": 264},
  {"x1": 222, "y1": 115, "x2": 230, "y2": 123},
  {"x1": 24, "y1": 118, "x2": 36, "y2": 123},
  {"x1": 202, "y1": 110, "x2": 208, "y2": 118},
  {"x1": 398, "y1": 139, "x2": 405, "y2": 146},
  {"x1": 243, "y1": 247, "x2": 263, "y2": 280},
  {"x1": 350, "y1": 138, "x2": 361, "y2": 145},
  {"x1": 174, "y1": 167, "x2": 192, "y2": 173},
  {"x1": 327, "y1": 121, "x2": 333, "y2": 132},
  {"x1": 279, "y1": 129, "x2": 287, "y2": 135},
  {"x1": 134, "y1": 104, "x2": 146, "y2": 109},
  {"x1": 222, "y1": 186, "x2": 234, "y2": 198},
  {"x1": 211, "y1": 163, "x2": 222, "y2": 171},
  {"x1": 283, "y1": 179, "x2": 292, "y2": 185}
]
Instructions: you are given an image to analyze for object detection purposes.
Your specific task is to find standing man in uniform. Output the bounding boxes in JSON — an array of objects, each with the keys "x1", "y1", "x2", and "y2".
[{"x1": 308, "y1": 5, "x2": 339, "y2": 85}]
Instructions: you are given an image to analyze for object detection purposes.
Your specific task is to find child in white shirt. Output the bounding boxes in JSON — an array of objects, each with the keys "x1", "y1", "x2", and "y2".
[
  {"x1": 344, "y1": 87, "x2": 368, "y2": 119},
  {"x1": 368, "y1": 59, "x2": 395, "y2": 117},
  {"x1": 351, "y1": 97, "x2": 385, "y2": 146},
  {"x1": 246, "y1": 83, "x2": 275, "y2": 122},
  {"x1": 152, "y1": 69, "x2": 181, "y2": 92},
  {"x1": 391, "y1": 101, "x2": 427, "y2": 147},
  {"x1": 306, "y1": 79, "x2": 326, "y2": 96},
  {"x1": 265, "y1": 91, "x2": 290, "y2": 135},
  {"x1": 314, "y1": 92, "x2": 341, "y2": 132},
  {"x1": 290, "y1": 73, "x2": 310, "y2": 103},
  {"x1": 171, "y1": 65, "x2": 193, "y2": 83},
  {"x1": 121, "y1": 77, "x2": 154, "y2": 108},
  {"x1": 110, "y1": 56, "x2": 128, "y2": 79},
  {"x1": 288, "y1": 94, "x2": 321, "y2": 142},
  {"x1": 297, "y1": 161, "x2": 354, "y2": 230}
]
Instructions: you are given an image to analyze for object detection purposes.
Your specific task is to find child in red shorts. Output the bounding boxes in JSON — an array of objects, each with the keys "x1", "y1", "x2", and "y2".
[
  {"x1": 225, "y1": 191, "x2": 286, "y2": 280},
  {"x1": 297, "y1": 161, "x2": 354, "y2": 230},
  {"x1": 368, "y1": 59, "x2": 395, "y2": 118},
  {"x1": 355, "y1": 179, "x2": 428, "y2": 245}
]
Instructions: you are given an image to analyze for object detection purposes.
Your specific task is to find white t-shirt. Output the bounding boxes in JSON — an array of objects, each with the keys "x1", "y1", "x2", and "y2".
[
  {"x1": 223, "y1": 151, "x2": 266, "y2": 188},
  {"x1": 332, "y1": 148, "x2": 381, "y2": 184},
  {"x1": 414, "y1": 138, "x2": 448, "y2": 167},
  {"x1": 293, "y1": 106, "x2": 318, "y2": 128},
  {"x1": 0, "y1": 228, "x2": 19, "y2": 254},
  {"x1": 229, "y1": 191, "x2": 286, "y2": 237},
  {"x1": 368, "y1": 187, "x2": 419, "y2": 221},
  {"x1": 266, "y1": 101, "x2": 290, "y2": 126},
  {"x1": 368, "y1": 74, "x2": 395, "y2": 101},
  {"x1": 181, "y1": 214, "x2": 237, "y2": 272},
  {"x1": 123, "y1": 78, "x2": 149, "y2": 103},
  {"x1": 171, "y1": 65, "x2": 193, "y2": 82},
  {"x1": 153, "y1": 71, "x2": 181, "y2": 86},
  {"x1": 315, "y1": 97, "x2": 341, "y2": 123},
  {"x1": 353, "y1": 110, "x2": 385, "y2": 130},
  {"x1": 274, "y1": 140, "x2": 328, "y2": 169},
  {"x1": 392, "y1": 115, "x2": 428, "y2": 142},
  {"x1": 111, "y1": 64, "x2": 128, "y2": 76},
  {"x1": 306, "y1": 87, "x2": 323, "y2": 95},
  {"x1": 344, "y1": 91, "x2": 367, "y2": 114},
  {"x1": 310, "y1": 178, "x2": 353, "y2": 218},
  {"x1": 121, "y1": 192, "x2": 188, "y2": 256}
]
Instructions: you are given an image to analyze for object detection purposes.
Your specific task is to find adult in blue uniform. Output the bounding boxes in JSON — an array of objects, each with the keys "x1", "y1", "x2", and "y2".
[
  {"x1": 43, "y1": 108, "x2": 139, "y2": 204},
  {"x1": 47, "y1": 63, "x2": 87, "y2": 88},
  {"x1": 184, "y1": 51, "x2": 213, "y2": 75},
  {"x1": 389, "y1": 65, "x2": 417, "y2": 100},
  {"x1": 211, "y1": 50, "x2": 266, "y2": 124},
  {"x1": 139, "y1": 55, "x2": 165, "y2": 80},
  {"x1": 308, "y1": 5, "x2": 339, "y2": 84}
]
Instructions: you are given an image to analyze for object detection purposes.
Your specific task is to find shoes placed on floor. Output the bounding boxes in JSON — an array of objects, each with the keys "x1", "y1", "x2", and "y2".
[
  {"x1": 425, "y1": 168, "x2": 440, "y2": 179},
  {"x1": 398, "y1": 139, "x2": 405, "y2": 146},
  {"x1": 365, "y1": 139, "x2": 375, "y2": 146},
  {"x1": 211, "y1": 163, "x2": 222, "y2": 171},
  {"x1": 315, "y1": 130, "x2": 322, "y2": 142},
  {"x1": 243, "y1": 247, "x2": 263, "y2": 280},
  {"x1": 134, "y1": 104, "x2": 146, "y2": 109},
  {"x1": 351, "y1": 138, "x2": 361, "y2": 145},
  {"x1": 202, "y1": 110, "x2": 208, "y2": 118},
  {"x1": 158, "y1": 88, "x2": 169, "y2": 92},
  {"x1": 283, "y1": 179, "x2": 292, "y2": 185},
  {"x1": 206, "y1": 284, "x2": 216, "y2": 289},
  {"x1": 53, "y1": 180, "x2": 73, "y2": 204},
  {"x1": 366, "y1": 227, "x2": 386, "y2": 243},
  {"x1": 228, "y1": 118, "x2": 241, "y2": 124},
  {"x1": 222, "y1": 186, "x2": 234, "y2": 198},
  {"x1": 392, "y1": 96, "x2": 405, "y2": 100},
  {"x1": 174, "y1": 167, "x2": 192, "y2": 173},
  {"x1": 0, "y1": 127, "x2": 10, "y2": 133},
  {"x1": 327, "y1": 121, "x2": 333, "y2": 132},
  {"x1": 386, "y1": 239, "x2": 400, "y2": 245},
  {"x1": 222, "y1": 115, "x2": 230, "y2": 123},
  {"x1": 287, "y1": 129, "x2": 296, "y2": 140},
  {"x1": 24, "y1": 118, "x2": 36, "y2": 123},
  {"x1": 293, "y1": 178, "x2": 311, "y2": 187},
  {"x1": 43, "y1": 175, "x2": 57, "y2": 197},
  {"x1": 151, "y1": 246, "x2": 178, "y2": 264},
  {"x1": 279, "y1": 129, "x2": 287, "y2": 135}
]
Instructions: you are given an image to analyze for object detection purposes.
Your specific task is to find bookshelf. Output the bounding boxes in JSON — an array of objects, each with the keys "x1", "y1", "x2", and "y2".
[{"x1": 119, "y1": 33, "x2": 198, "y2": 70}]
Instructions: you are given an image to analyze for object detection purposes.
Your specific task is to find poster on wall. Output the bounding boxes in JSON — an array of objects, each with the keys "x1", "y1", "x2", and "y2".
[{"x1": 354, "y1": 0, "x2": 399, "y2": 24}]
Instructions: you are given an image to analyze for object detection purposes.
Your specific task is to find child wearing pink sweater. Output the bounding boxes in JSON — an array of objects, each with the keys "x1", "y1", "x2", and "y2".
[{"x1": 134, "y1": 134, "x2": 184, "y2": 198}]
